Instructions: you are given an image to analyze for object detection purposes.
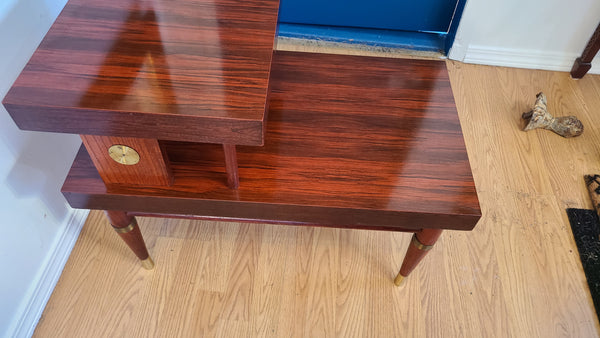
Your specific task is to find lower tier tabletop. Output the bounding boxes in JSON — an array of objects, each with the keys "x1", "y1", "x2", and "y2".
[{"x1": 61, "y1": 51, "x2": 481, "y2": 231}]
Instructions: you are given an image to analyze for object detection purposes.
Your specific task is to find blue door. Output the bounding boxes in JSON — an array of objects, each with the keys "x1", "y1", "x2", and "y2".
[{"x1": 278, "y1": 0, "x2": 465, "y2": 53}]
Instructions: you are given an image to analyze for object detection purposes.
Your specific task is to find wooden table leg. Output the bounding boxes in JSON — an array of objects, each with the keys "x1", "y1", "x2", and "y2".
[
  {"x1": 571, "y1": 22, "x2": 600, "y2": 79},
  {"x1": 223, "y1": 144, "x2": 239, "y2": 189},
  {"x1": 104, "y1": 210, "x2": 154, "y2": 270},
  {"x1": 394, "y1": 229, "x2": 443, "y2": 286}
]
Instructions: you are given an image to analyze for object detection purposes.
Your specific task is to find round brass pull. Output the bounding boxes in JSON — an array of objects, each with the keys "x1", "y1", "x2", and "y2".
[{"x1": 108, "y1": 145, "x2": 140, "y2": 165}]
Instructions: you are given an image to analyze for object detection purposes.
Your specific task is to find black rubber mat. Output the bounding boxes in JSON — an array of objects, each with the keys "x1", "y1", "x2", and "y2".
[{"x1": 566, "y1": 208, "x2": 600, "y2": 321}]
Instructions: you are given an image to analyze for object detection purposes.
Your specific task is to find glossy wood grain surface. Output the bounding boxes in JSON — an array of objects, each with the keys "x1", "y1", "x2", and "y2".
[
  {"x1": 81, "y1": 135, "x2": 173, "y2": 186},
  {"x1": 2, "y1": 0, "x2": 279, "y2": 145},
  {"x1": 62, "y1": 52, "x2": 481, "y2": 231}
]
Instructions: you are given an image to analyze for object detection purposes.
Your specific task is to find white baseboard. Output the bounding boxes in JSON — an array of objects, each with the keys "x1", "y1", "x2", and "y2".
[
  {"x1": 9, "y1": 208, "x2": 89, "y2": 338},
  {"x1": 460, "y1": 45, "x2": 600, "y2": 74}
]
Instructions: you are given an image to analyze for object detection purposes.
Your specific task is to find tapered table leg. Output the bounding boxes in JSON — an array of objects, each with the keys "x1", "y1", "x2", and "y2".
[
  {"x1": 394, "y1": 229, "x2": 443, "y2": 286},
  {"x1": 104, "y1": 210, "x2": 154, "y2": 269},
  {"x1": 223, "y1": 144, "x2": 239, "y2": 189}
]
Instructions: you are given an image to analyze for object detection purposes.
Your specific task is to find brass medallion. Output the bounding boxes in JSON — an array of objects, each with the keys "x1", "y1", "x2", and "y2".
[{"x1": 108, "y1": 145, "x2": 140, "y2": 165}]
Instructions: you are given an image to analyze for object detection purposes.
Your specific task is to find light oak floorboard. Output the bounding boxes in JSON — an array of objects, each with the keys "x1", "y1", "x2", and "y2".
[{"x1": 34, "y1": 61, "x2": 600, "y2": 337}]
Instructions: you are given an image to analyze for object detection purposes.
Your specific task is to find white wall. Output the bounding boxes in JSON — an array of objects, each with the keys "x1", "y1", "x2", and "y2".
[
  {"x1": 450, "y1": 0, "x2": 600, "y2": 73},
  {"x1": 0, "y1": 0, "x2": 87, "y2": 336}
]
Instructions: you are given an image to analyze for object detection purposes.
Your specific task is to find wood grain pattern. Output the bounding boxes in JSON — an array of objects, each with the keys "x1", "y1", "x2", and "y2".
[
  {"x1": 81, "y1": 135, "x2": 173, "y2": 186},
  {"x1": 35, "y1": 61, "x2": 600, "y2": 337},
  {"x1": 2, "y1": 0, "x2": 279, "y2": 145},
  {"x1": 62, "y1": 51, "x2": 481, "y2": 231},
  {"x1": 447, "y1": 61, "x2": 599, "y2": 337}
]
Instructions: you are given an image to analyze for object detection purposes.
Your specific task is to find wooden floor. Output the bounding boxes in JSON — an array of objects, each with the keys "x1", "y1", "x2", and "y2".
[{"x1": 34, "y1": 60, "x2": 600, "y2": 337}]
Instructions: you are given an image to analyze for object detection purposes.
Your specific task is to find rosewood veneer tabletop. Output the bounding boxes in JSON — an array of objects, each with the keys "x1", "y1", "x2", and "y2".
[
  {"x1": 62, "y1": 52, "x2": 481, "y2": 231},
  {"x1": 2, "y1": 0, "x2": 279, "y2": 145}
]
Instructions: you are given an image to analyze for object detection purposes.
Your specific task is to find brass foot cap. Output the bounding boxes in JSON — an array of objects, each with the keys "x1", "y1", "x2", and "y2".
[
  {"x1": 394, "y1": 274, "x2": 405, "y2": 286},
  {"x1": 141, "y1": 257, "x2": 155, "y2": 270}
]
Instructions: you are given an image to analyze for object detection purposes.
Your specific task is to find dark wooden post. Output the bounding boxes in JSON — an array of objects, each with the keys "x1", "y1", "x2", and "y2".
[
  {"x1": 104, "y1": 210, "x2": 154, "y2": 269},
  {"x1": 394, "y1": 229, "x2": 443, "y2": 286},
  {"x1": 571, "y1": 22, "x2": 600, "y2": 78},
  {"x1": 223, "y1": 144, "x2": 239, "y2": 189}
]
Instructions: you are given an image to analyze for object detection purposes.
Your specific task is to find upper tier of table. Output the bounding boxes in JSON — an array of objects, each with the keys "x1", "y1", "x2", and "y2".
[
  {"x1": 2, "y1": 0, "x2": 279, "y2": 145},
  {"x1": 62, "y1": 52, "x2": 481, "y2": 231}
]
